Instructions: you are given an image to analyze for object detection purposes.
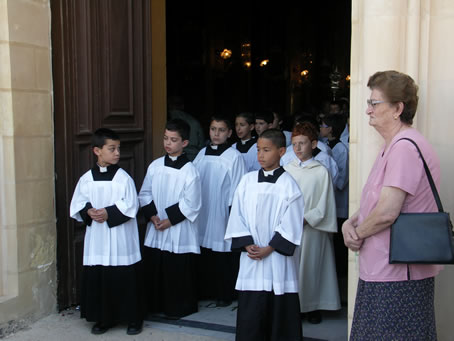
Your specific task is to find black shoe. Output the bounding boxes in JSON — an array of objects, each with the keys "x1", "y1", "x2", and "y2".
[
  {"x1": 216, "y1": 300, "x2": 232, "y2": 307},
  {"x1": 91, "y1": 322, "x2": 110, "y2": 335},
  {"x1": 307, "y1": 310, "x2": 322, "y2": 324},
  {"x1": 126, "y1": 321, "x2": 143, "y2": 335}
]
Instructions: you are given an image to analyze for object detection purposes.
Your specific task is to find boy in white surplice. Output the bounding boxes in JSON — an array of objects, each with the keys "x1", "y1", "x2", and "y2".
[
  {"x1": 69, "y1": 128, "x2": 143, "y2": 336},
  {"x1": 225, "y1": 128, "x2": 305, "y2": 341},
  {"x1": 193, "y1": 115, "x2": 247, "y2": 306},
  {"x1": 138, "y1": 119, "x2": 202, "y2": 319}
]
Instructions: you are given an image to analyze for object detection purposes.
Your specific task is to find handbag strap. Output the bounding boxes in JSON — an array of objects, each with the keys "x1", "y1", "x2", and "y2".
[{"x1": 396, "y1": 137, "x2": 444, "y2": 212}]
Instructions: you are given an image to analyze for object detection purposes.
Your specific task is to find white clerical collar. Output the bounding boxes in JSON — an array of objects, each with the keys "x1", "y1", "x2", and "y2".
[
  {"x1": 263, "y1": 167, "x2": 280, "y2": 177},
  {"x1": 210, "y1": 144, "x2": 218, "y2": 150},
  {"x1": 169, "y1": 155, "x2": 178, "y2": 161},
  {"x1": 241, "y1": 138, "x2": 251, "y2": 145},
  {"x1": 97, "y1": 164, "x2": 108, "y2": 173},
  {"x1": 298, "y1": 157, "x2": 314, "y2": 168}
]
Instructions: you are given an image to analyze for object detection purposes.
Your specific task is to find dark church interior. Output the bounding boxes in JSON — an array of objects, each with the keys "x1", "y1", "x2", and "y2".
[{"x1": 166, "y1": 0, "x2": 351, "y2": 134}]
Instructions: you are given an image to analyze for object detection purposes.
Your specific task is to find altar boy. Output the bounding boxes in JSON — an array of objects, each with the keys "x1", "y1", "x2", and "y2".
[
  {"x1": 193, "y1": 115, "x2": 247, "y2": 306},
  {"x1": 225, "y1": 128, "x2": 305, "y2": 341},
  {"x1": 139, "y1": 118, "x2": 202, "y2": 318},
  {"x1": 70, "y1": 128, "x2": 143, "y2": 335}
]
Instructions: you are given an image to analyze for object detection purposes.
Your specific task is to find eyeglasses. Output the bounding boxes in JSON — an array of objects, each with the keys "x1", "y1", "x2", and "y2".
[{"x1": 367, "y1": 99, "x2": 387, "y2": 108}]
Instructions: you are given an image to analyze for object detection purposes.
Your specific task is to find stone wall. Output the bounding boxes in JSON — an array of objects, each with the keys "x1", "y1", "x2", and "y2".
[{"x1": 0, "y1": 0, "x2": 56, "y2": 333}]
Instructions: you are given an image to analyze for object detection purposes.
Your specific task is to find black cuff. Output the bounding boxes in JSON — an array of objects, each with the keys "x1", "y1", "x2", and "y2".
[
  {"x1": 142, "y1": 201, "x2": 158, "y2": 221},
  {"x1": 105, "y1": 205, "x2": 131, "y2": 228},
  {"x1": 165, "y1": 203, "x2": 186, "y2": 225},
  {"x1": 79, "y1": 202, "x2": 93, "y2": 226},
  {"x1": 231, "y1": 235, "x2": 254, "y2": 252},
  {"x1": 269, "y1": 232, "x2": 297, "y2": 256}
]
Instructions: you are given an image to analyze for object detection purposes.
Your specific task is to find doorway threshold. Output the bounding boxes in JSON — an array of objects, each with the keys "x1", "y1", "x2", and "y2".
[{"x1": 145, "y1": 300, "x2": 344, "y2": 341}]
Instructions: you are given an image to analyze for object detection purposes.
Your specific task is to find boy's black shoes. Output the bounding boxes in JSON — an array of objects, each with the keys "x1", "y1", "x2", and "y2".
[
  {"x1": 127, "y1": 321, "x2": 143, "y2": 335},
  {"x1": 91, "y1": 322, "x2": 110, "y2": 335}
]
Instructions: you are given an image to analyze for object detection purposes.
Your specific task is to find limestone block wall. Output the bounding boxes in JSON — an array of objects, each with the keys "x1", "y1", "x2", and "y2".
[{"x1": 0, "y1": 0, "x2": 56, "y2": 335}]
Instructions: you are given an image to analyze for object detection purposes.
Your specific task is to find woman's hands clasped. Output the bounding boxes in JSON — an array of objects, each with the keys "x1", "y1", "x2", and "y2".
[{"x1": 342, "y1": 214, "x2": 363, "y2": 251}]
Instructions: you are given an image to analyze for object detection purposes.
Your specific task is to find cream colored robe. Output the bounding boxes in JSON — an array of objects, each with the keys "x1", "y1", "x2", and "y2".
[{"x1": 285, "y1": 159, "x2": 341, "y2": 312}]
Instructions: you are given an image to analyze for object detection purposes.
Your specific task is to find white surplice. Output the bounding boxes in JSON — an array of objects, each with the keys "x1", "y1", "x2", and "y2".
[
  {"x1": 232, "y1": 139, "x2": 261, "y2": 172},
  {"x1": 193, "y1": 145, "x2": 247, "y2": 252},
  {"x1": 70, "y1": 166, "x2": 141, "y2": 266},
  {"x1": 138, "y1": 155, "x2": 202, "y2": 254},
  {"x1": 225, "y1": 169, "x2": 305, "y2": 295}
]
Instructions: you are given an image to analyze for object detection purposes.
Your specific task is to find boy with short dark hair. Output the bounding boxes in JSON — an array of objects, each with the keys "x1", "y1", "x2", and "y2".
[
  {"x1": 255, "y1": 110, "x2": 275, "y2": 136},
  {"x1": 320, "y1": 114, "x2": 349, "y2": 218},
  {"x1": 70, "y1": 128, "x2": 143, "y2": 335},
  {"x1": 139, "y1": 118, "x2": 202, "y2": 319},
  {"x1": 320, "y1": 114, "x2": 349, "y2": 279},
  {"x1": 225, "y1": 128, "x2": 305, "y2": 341},
  {"x1": 232, "y1": 111, "x2": 261, "y2": 172},
  {"x1": 193, "y1": 115, "x2": 247, "y2": 306},
  {"x1": 270, "y1": 110, "x2": 292, "y2": 146}
]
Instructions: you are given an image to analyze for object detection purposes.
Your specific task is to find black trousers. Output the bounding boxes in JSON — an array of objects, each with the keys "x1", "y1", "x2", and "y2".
[
  {"x1": 197, "y1": 247, "x2": 240, "y2": 302},
  {"x1": 143, "y1": 247, "x2": 198, "y2": 318},
  {"x1": 236, "y1": 290, "x2": 302, "y2": 341}
]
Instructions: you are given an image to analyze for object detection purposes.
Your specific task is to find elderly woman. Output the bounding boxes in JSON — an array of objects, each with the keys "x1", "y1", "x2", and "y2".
[{"x1": 342, "y1": 70, "x2": 444, "y2": 340}]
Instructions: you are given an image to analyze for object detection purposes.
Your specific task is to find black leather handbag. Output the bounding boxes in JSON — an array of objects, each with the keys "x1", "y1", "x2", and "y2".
[{"x1": 389, "y1": 138, "x2": 454, "y2": 264}]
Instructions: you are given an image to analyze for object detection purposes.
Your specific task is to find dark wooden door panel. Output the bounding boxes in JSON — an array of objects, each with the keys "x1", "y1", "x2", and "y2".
[{"x1": 52, "y1": 0, "x2": 153, "y2": 308}]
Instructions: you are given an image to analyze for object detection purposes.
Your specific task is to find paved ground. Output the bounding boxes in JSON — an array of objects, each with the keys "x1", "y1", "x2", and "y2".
[
  {"x1": 2, "y1": 309, "x2": 230, "y2": 341},
  {"x1": 2, "y1": 301, "x2": 348, "y2": 341}
]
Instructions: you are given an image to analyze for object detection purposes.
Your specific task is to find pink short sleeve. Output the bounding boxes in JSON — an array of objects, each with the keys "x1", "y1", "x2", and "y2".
[
  {"x1": 382, "y1": 139, "x2": 424, "y2": 196},
  {"x1": 358, "y1": 129, "x2": 443, "y2": 282}
]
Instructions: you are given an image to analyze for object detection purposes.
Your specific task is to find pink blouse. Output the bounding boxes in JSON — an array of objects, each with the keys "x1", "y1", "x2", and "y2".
[{"x1": 358, "y1": 128, "x2": 443, "y2": 282}]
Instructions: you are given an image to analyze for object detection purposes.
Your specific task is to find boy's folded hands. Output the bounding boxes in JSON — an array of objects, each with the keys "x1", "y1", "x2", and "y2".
[
  {"x1": 87, "y1": 208, "x2": 108, "y2": 223},
  {"x1": 245, "y1": 244, "x2": 274, "y2": 260},
  {"x1": 151, "y1": 216, "x2": 171, "y2": 231}
]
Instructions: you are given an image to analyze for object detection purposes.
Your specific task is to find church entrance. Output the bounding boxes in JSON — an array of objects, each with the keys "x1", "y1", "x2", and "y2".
[
  {"x1": 165, "y1": 0, "x2": 352, "y2": 306},
  {"x1": 52, "y1": 0, "x2": 351, "y2": 317}
]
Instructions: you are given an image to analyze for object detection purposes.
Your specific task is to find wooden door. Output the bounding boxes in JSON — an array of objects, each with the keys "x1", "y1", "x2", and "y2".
[{"x1": 51, "y1": 0, "x2": 153, "y2": 308}]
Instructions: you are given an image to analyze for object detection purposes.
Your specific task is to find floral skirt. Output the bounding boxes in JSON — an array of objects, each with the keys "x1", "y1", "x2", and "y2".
[{"x1": 350, "y1": 277, "x2": 437, "y2": 341}]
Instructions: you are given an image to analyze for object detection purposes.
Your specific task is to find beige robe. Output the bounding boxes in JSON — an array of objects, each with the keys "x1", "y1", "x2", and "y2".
[{"x1": 285, "y1": 159, "x2": 341, "y2": 312}]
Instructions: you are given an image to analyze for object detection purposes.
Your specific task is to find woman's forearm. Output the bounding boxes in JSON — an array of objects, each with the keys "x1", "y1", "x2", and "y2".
[
  {"x1": 355, "y1": 186, "x2": 406, "y2": 239},
  {"x1": 355, "y1": 208, "x2": 396, "y2": 239}
]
